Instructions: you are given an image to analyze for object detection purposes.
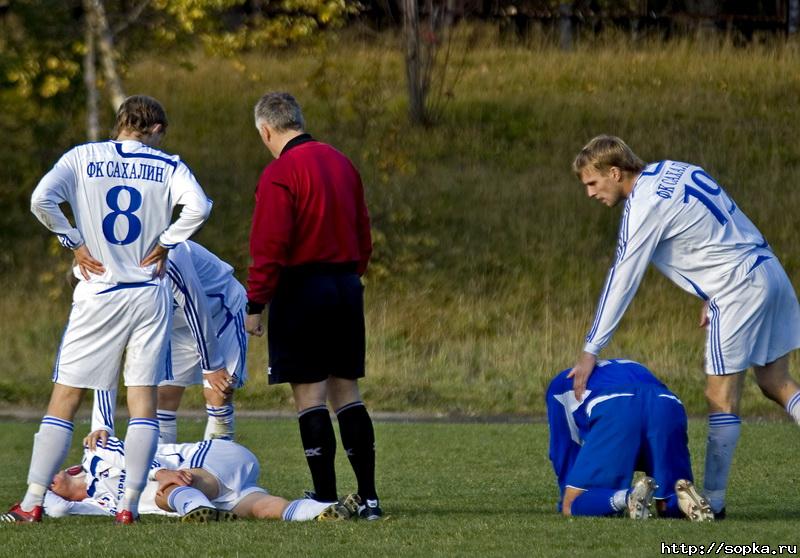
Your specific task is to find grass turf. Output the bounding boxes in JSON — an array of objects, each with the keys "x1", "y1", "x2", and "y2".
[{"x1": 1, "y1": 418, "x2": 798, "y2": 557}]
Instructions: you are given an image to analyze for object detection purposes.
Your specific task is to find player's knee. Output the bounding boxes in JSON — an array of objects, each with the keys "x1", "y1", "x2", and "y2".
[
  {"x1": 154, "y1": 486, "x2": 176, "y2": 512},
  {"x1": 704, "y1": 386, "x2": 735, "y2": 413}
]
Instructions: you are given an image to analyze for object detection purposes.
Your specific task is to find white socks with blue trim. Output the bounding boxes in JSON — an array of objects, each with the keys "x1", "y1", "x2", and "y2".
[
  {"x1": 282, "y1": 498, "x2": 332, "y2": 521},
  {"x1": 786, "y1": 391, "x2": 800, "y2": 425},
  {"x1": 703, "y1": 413, "x2": 741, "y2": 514},
  {"x1": 122, "y1": 418, "x2": 160, "y2": 516},
  {"x1": 204, "y1": 404, "x2": 235, "y2": 440},
  {"x1": 168, "y1": 486, "x2": 214, "y2": 515},
  {"x1": 157, "y1": 409, "x2": 178, "y2": 444},
  {"x1": 23, "y1": 416, "x2": 73, "y2": 511}
]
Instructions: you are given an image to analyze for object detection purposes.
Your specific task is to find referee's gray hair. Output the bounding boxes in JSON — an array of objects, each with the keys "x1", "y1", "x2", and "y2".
[{"x1": 254, "y1": 92, "x2": 305, "y2": 132}]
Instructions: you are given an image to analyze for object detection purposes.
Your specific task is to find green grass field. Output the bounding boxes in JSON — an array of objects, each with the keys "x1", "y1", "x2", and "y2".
[
  {"x1": 1, "y1": 418, "x2": 798, "y2": 557},
  {"x1": 3, "y1": 31, "x2": 800, "y2": 417}
]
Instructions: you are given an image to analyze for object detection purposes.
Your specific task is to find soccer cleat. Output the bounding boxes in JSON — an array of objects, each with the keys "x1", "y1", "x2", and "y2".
[
  {"x1": 358, "y1": 498, "x2": 384, "y2": 521},
  {"x1": 181, "y1": 506, "x2": 219, "y2": 523},
  {"x1": 627, "y1": 477, "x2": 657, "y2": 519},
  {"x1": 714, "y1": 507, "x2": 726, "y2": 520},
  {"x1": 114, "y1": 510, "x2": 137, "y2": 525},
  {"x1": 675, "y1": 480, "x2": 714, "y2": 522},
  {"x1": 217, "y1": 510, "x2": 237, "y2": 522},
  {"x1": 181, "y1": 506, "x2": 238, "y2": 523},
  {"x1": 315, "y1": 502, "x2": 352, "y2": 521},
  {"x1": 339, "y1": 493, "x2": 362, "y2": 517},
  {"x1": 0, "y1": 503, "x2": 42, "y2": 523}
]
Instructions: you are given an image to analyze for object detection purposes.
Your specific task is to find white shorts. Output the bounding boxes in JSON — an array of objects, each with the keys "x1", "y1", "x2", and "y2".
[
  {"x1": 54, "y1": 279, "x2": 171, "y2": 390},
  {"x1": 180, "y1": 440, "x2": 268, "y2": 511},
  {"x1": 161, "y1": 309, "x2": 248, "y2": 388},
  {"x1": 706, "y1": 257, "x2": 800, "y2": 375}
]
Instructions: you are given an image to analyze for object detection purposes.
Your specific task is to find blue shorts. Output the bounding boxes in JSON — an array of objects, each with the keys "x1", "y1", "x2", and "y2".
[{"x1": 565, "y1": 387, "x2": 692, "y2": 499}]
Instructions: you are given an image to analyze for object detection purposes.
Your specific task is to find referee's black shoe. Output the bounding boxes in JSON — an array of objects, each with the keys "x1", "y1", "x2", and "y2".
[{"x1": 358, "y1": 498, "x2": 383, "y2": 521}]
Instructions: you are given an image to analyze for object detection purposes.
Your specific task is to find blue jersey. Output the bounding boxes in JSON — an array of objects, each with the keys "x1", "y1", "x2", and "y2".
[{"x1": 546, "y1": 359, "x2": 682, "y2": 495}]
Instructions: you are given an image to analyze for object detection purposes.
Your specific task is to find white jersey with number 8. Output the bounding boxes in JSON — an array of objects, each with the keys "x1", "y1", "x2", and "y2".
[
  {"x1": 31, "y1": 139, "x2": 212, "y2": 284},
  {"x1": 31, "y1": 139, "x2": 212, "y2": 389}
]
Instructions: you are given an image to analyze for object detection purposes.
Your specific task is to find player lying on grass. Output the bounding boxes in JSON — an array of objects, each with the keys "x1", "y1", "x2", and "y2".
[
  {"x1": 45, "y1": 433, "x2": 357, "y2": 522},
  {"x1": 91, "y1": 240, "x2": 249, "y2": 444},
  {"x1": 547, "y1": 358, "x2": 713, "y2": 521}
]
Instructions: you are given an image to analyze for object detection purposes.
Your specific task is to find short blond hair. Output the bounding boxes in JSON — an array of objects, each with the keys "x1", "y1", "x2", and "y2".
[
  {"x1": 111, "y1": 95, "x2": 168, "y2": 139},
  {"x1": 572, "y1": 135, "x2": 645, "y2": 177}
]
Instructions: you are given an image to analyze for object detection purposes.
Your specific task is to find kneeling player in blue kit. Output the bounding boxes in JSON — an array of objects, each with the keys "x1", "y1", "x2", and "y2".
[{"x1": 547, "y1": 359, "x2": 713, "y2": 521}]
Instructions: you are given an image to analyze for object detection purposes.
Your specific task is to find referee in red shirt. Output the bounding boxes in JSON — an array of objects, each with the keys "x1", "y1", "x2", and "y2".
[{"x1": 245, "y1": 92, "x2": 381, "y2": 520}]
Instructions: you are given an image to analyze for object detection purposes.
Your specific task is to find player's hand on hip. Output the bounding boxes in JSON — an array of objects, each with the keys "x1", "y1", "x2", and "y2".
[
  {"x1": 245, "y1": 313, "x2": 264, "y2": 336},
  {"x1": 204, "y1": 368, "x2": 234, "y2": 398},
  {"x1": 73, "y1": 245, "x2": 105, "y2": 280},
  {"x1": 699, "y1": 301, "x2": 710, "y2": 328},
  {"x1": 83, "y1": 429, "x2": 109, "y2": 451},
  {"x1": 567, "y1": 352, "x2": 597, "y2": 401},
  {"x1": 141, "y1": 244, "x2": 169, "y2": 277}
]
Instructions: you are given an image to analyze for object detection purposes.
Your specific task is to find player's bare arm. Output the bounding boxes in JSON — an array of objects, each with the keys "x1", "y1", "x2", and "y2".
[
  {"x1": 154, "y1": 469, "x2": 193, "y2": 493},
  {"x1": 73, "y1": 245, "x2": 105, "y2": 280},
  {"x1": 141, "y1": 244, "x2": 169, "y2": 276},
  {"x1": 245, "y1": 313, "x2": 264, "y2": 337},
  {"x1": 567, "y1": 352, "x2": 597, "y2": 401},
  {"x1": 83, "y1": 429, "x2": 109, "y2": 451},
  {"x1": 203, "y1": 368, "x2": 235, "y2": 400},
  {"x1": 699, "y1": 301, "x2": 709, "y2": 328}
]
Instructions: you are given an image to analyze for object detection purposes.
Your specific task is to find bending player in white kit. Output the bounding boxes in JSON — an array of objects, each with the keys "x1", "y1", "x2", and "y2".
[
  {"x1": 568, "y1": 135, "x2": 800, "y2": 518},
  {"x1": 92, "y1": 240, "x2": 248, "y2": 444},
  {"x1": 1, "y1": 96, "x2": 212, "y2": 525},
  {"x1": 45, "y1": 435, "x2": 354, "y2": 522}
]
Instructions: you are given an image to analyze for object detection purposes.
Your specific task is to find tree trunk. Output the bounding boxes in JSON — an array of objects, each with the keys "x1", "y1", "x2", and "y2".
[
  {"x1": 85, "y1": 0, "x2": 126, "y2": 110},
  {"x1": 84, "y1": 13, "x2": 100, "y2": 141},
  {"x1": 403, "y1": 0, "x2": 427, "y2": 125},
  {"x1": 559, "y1": 2, "x2": 573, "y2": 51}
]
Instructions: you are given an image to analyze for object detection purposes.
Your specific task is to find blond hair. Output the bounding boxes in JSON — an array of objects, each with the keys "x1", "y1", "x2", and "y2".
[
  {"x1": 572, "y1": 135, "x2": 645, "y2": 177},
  {"x1": 111, "y1": 95, "x2": 168, "y2": 139}
]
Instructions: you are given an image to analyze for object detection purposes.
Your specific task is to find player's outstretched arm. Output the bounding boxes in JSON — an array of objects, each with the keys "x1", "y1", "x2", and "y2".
[
  {"x1": 203, "y1": 368, "x2": 235, "y2": 402},
  {"x1": 567, "y1": 352, "x2": 597, "y2": 401}
]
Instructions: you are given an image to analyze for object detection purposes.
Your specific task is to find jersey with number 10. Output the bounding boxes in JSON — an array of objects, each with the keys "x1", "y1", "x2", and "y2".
[
  {"x1": 585, "y1": 160, "x2": 772, "y2": 355},
  {"x1": 31, "y1": 140, "x2": 212, "y2": 284}
]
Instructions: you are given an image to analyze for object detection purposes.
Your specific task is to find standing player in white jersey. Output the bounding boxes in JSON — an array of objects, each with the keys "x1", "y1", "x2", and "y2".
[
  {"x1": 1, "y1": 96, "x2": 212, "y2": 525},
  {"x1": 568, "y1": 135, "x2": 800, "y2": 518},
  {"x1": 91, "y1": 240, "x2": 248, "y2": 444}
]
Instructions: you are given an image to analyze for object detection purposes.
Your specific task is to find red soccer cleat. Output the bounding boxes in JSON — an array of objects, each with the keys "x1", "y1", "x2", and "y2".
[
  {"x1": 114, "y1": 510, "x2": 138, "y2": 525},
  {"x1": 0, "y1": 503, "x2": 43, "y2": 523}
]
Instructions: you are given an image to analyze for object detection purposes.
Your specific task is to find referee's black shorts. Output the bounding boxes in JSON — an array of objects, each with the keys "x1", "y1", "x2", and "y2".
[{"x1": 267, "y1": 263, "x2": 366, "y2": 385}]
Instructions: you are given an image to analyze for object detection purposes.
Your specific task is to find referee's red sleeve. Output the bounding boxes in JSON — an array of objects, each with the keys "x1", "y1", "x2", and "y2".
[{"x1": 247, "y1": 171, "x2": 294, "y2": 305}]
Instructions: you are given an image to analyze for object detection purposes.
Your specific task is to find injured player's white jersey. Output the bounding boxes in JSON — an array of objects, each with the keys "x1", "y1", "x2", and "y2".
[
  {"x1": 584, "y1": 160, "x2": 773, "y2": 355},
  {"x1": 31, "y1": 140, "x2": 211, "y2": 284}
]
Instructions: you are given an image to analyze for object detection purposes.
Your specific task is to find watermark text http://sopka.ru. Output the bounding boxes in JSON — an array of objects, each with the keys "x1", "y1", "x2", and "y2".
[{"x1": 661, "y1": 542, "x2": 797, "y2": 556}]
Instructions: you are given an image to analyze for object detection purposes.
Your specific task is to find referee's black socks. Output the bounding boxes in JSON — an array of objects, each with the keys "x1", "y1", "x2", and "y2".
[
  {"x1": 298, "y1": 405, "x2": 338, "y2": 503},
  {"x1": 336, "y1": 401, "x2": 378, "y2": 502}
]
